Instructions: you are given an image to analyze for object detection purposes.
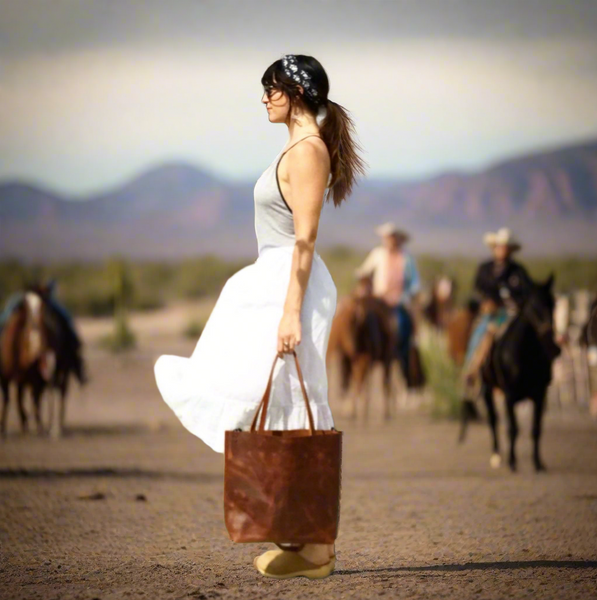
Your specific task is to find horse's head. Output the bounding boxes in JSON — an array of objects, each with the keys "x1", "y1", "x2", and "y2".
[
  {"x1": 435, "y1": 276, "x2": 455, "y2": 304},
  {"x1": 20, "y1": 281, "x2": 56, "y2": 362},
  {"x1": 24, "y1": 280, "x2": 54, "y2": 301},
  {"x1": 521, "y1": 274, "x2": 561, "y2": 361}
]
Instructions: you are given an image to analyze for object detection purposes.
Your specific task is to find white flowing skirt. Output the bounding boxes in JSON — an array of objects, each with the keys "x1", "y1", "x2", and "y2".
[{"x1": 154, "y1": 245, "x2": 338, "y2": 453}]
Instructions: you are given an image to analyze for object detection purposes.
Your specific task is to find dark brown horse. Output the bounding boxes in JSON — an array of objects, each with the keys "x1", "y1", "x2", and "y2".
[
  {"x1": 0, "y1": 283, "x2": 82, "y2": 437},
  {"x1": 326, "y1": 287, "x2": 396, "y2": 421}
]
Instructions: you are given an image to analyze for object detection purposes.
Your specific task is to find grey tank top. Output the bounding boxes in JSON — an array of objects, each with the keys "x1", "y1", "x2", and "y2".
[{"x1": 253, "y1": 134, "x2": 326, "y2": 253}]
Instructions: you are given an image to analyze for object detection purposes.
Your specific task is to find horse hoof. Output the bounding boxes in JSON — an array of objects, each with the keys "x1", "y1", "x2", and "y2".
[
  {"x1": 490, "y1": 453, "x2": 501, "y2": 469},
  {"x1": 535, "y1": 462, "x2": 547, "y2": 473}
]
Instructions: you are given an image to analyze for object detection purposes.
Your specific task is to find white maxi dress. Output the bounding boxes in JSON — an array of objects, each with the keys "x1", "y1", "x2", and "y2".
[{"x1": 154, "y1": 135, "x2": 337, "y2": 453}]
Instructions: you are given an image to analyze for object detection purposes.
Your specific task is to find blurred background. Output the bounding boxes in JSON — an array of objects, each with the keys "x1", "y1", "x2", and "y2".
[
  {"x1": 1, "y1": 0, "x2": 595, "y2": 413},
  {"x1": 1, "y1": 1, "x2": 596, "y2": 309},
  {"x1": 1, "y1": 2, "x2": 597, "y2": 597}
]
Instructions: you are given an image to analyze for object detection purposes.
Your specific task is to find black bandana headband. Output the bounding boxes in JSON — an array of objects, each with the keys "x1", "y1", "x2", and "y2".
[{"x1": 281, "y1": 54, "x2": 320, "y2": 101}]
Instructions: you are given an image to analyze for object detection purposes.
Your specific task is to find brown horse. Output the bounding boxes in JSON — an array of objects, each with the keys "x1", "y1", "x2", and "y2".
[
  {"x1": 424, "y1": 275, "x2": 458, "y2": 330},
  {"x1": 326, "y1": 288, "x2": 396, "y2": 421},
  {"x1": 424, "y1": 277, "x2": 481, "y2": 367},
  {"x1": 445, "y1": 300, "x2": 480, "y2": 367},
  {"x1": 0, "y1": 283, "x2": 80, "y2": 437}
]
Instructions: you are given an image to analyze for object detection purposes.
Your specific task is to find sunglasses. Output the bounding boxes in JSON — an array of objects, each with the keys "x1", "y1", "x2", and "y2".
[{"x1": 263, "y1": 86, "x2": 284, "y2": 100}]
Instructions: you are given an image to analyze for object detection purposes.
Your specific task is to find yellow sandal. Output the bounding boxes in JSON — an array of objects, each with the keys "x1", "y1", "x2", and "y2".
[{"x1": 254, "y1": 549, "x2": 336, "y2": 579}]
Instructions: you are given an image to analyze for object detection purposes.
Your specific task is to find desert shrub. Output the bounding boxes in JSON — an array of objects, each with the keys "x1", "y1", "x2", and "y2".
[
  {"x1": 182, "y1": 318, "x2": 204, "y2": 339},
  {"x1": 418, "y1": 325, "x2": 462, "y2": 420},
  {"x1": 99, "y1": 318, "x2": 137, "y2": 352}
]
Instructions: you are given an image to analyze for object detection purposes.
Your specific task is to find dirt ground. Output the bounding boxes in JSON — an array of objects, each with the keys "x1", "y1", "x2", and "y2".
[{"x1": 1, "y1": 306, "x2": 597, "y2": 600}]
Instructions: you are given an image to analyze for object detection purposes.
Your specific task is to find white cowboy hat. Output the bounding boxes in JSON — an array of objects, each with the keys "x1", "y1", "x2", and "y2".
[
  {"x1": 483, "y1": 227, "x2": 521, "y2": 252},
  {"x1": 374, "y1": 222, "x2": 410, "y2": 243}
]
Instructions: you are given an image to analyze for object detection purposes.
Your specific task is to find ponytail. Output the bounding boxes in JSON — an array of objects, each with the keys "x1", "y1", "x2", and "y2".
[{"x1": 319, "y1": 99, "x2": 367, "y2": 208}]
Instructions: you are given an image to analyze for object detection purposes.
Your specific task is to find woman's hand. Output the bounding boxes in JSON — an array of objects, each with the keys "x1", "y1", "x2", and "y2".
[{"x1": 277, "y1": 310, "x2": 301, "y2": 355}]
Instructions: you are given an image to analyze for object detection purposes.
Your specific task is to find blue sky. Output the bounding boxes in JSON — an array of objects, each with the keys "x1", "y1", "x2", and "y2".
[{"x1": 1, "y1": 0, "x2": 596, "y2": 196}]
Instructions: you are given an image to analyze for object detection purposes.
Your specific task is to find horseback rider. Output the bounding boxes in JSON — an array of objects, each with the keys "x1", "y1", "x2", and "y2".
[
  {"x1": 0, "y1": 279, "x2": 88, "y2": 384},
  {"x1": 463, "y1": 227, "x2": 533, "y2": 397},
  {"x1": 355, "y1": 222, "x2": 421, "y2": 387}
]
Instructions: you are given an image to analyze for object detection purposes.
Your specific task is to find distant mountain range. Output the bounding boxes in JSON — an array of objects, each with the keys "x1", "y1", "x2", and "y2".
[{"x1": 1, "y1": 139, "x2": 596, "y2": 261}]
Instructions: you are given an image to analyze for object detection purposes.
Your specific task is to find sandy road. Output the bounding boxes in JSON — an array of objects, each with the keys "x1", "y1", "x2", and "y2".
[{"x1": 1, "y1": 315, "x2": 597, "y2": 600}]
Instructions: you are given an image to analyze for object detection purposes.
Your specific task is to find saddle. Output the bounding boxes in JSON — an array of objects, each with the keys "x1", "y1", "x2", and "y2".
[{"x1": 462, "y1": 309, "x2": 515, "y2": 400}]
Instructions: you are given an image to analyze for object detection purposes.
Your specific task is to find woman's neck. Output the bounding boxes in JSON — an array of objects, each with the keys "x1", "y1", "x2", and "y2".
[{"x1": 286, "y1": 113, "x2": 320, "y2": 140}]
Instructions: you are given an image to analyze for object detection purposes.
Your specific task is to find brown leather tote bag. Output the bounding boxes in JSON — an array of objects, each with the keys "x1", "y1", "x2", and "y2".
[{"x1": 224, "y1": 350, "x2": 342, "y2": 545}]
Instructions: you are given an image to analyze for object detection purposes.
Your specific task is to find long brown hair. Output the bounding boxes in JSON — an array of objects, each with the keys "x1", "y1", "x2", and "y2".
[{"x1": 261, "y1": 54, "x2": 367, "y2": 208}]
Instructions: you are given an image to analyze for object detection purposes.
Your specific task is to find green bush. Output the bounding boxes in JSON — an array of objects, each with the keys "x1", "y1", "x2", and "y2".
[
  {"x1": 418, "y1": 325, "x2": 462, "y2": 420},
  {"x1": 99, "y1": 319, "x2": 137, "y2": 353}
]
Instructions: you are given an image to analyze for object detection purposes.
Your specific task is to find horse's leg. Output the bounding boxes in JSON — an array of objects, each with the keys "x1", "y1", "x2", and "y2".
[
  {"x1": 362, "y1": 364, "x2": 371, "y2": 424},
  {"x1": 356, "y1": 356, "x2": 370, "y2": 422},
  {"x1": 340, "y1": 354, "x2": 351, "y2": 399},
  {"x1": 32, "y1": 380, "x2": 45, "y2": 436},
  {"x1": 350, "y1": 356, "x2": 368, "y2": 421},
  {"x1": 383, "y1": 359, "x2": 392, "y2": 421},
  {"x1": 58, "y1": 373, "x2": 69, "y2": 437},
  {"x1": 347, "y1": 358, "x2": 358, "y2": 421},
  {"x1": 0, "y1": 380, "x2": 9, "y2": 437},
  {"x1": 16, "y1": 383, "x2": 28, "y2": 434},
  {"x1": 505, "y1": 397, "x2": 519, "y2": 472},
  {"x1": 532, "y1": 394, "x2": 546, "y2": 472},
  {"x1": 483, "y1": 385, "x2": 501, "y2": 468}
]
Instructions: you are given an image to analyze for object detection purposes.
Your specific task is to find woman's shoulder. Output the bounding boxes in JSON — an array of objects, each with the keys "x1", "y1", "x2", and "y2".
[{"x1": 286, "y1": 135, "x2": 329, "y2": 167}]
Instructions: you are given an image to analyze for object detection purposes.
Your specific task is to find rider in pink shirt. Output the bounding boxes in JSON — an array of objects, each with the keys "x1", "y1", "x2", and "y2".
[{"x1": 356, "y1": 222, "x2": 421, "y2": 386}]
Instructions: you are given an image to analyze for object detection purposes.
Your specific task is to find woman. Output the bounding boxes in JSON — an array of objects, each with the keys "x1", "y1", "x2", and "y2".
[{"x1": 154, "y1": 54, "x2": 366, "y2": 579}]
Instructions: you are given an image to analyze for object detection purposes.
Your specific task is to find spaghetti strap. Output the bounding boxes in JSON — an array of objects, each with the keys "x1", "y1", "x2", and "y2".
[
  {"x1": 276, "y1": 135, "x2": 322, "y2": 214},
  {"x1": 279, "y1": 134, "x2": 322, "y2": 158}
]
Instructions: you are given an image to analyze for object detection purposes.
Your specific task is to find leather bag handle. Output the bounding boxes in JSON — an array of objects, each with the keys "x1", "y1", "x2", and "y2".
[{"x1": 250, "y1": 350, "x2": 316, "y2": 434}]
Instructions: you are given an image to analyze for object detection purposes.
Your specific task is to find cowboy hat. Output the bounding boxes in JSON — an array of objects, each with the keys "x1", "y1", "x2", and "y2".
[
  {"x1": 483, "y1": 227, "x2": 521, "y2": 252},
  {"x1": 374, "y1": 222, "x2": 410, "y2": 243}
]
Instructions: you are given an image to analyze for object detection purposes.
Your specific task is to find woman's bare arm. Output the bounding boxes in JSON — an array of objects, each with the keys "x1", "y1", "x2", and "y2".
[{"x1": 277, "y1": 139, "x2": 330, "y2": 354}]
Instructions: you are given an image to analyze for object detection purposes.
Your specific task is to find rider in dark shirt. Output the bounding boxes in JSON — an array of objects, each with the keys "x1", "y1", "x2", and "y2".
[
  {"x1": 464, "y1": 228, "x2": 532, "y2": 391},
  {"x1": 473, "y1": 257, "x2": 533, "y2": 314}
]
